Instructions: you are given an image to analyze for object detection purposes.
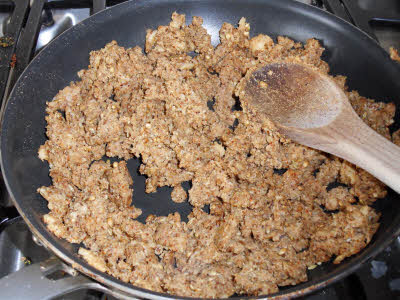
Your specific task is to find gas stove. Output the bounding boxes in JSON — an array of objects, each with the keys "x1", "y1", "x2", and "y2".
[{"x1": 0, "y1": 1, "x2": 399, "y2": 299}]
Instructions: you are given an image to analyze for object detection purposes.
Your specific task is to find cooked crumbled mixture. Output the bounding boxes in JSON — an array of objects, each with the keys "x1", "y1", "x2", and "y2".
[
  {"x1": 171, "y1": 184, "x2": 187, "y2": 203},
  {"x1": 38, "y1": 13, "x2": 394, "y2": 298},
  {"x1": 390, "y1": 47, "x2": 400, "y2": 62}
]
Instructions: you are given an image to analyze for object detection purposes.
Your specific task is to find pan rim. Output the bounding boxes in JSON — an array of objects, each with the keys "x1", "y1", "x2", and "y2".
[{"x1": 1, "y1": 0, "x2": 400, "y2": 299}]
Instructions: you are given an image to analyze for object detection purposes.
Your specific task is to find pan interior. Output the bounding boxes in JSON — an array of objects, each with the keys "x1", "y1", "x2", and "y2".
[{"x1": 2, "y1": 0, "x2": 400, "y2": 298}]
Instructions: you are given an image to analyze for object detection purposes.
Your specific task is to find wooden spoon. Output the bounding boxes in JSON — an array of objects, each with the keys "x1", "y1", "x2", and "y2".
[{"x1": 244, "y1": 62, "x2": 400, "y2": 193}]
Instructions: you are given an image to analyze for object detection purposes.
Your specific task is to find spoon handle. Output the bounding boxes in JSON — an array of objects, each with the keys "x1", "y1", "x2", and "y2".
[
  {"x1": 339, "y1": 123, "x2": 400, "y2": 194},
  {"x1": 312, "y1": 109, "x2": 400, "y2": 194}
]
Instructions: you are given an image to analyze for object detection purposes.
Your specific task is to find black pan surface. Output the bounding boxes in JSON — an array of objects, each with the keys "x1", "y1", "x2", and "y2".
[{"x1": 2, "y1": 0, "x2": 400, "y2": 298}]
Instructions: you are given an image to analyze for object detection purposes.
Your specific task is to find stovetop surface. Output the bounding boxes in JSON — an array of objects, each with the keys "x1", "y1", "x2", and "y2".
[{"x1": 0, "y1": 0, "x2": 400, "y2": 299}]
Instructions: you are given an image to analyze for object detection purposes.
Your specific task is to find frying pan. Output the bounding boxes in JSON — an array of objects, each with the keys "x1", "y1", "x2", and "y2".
[{"x1": 1, "y1": 0, "x2": 400, "y2": 299}]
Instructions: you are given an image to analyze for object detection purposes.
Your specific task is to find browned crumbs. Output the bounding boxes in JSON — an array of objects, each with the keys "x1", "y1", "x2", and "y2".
[
  {"x1": 390, "y1": 47, "x2": 400, "y2": 62},
  {"x1": 10, "y1": 53, "x2": 16, "y2": 68},
  {"x1": 38, "y1": 13, "x2": 395, "y2": 298},
  {"x1": 0, "y1": 36, "x2": 14, "y2": 48}
]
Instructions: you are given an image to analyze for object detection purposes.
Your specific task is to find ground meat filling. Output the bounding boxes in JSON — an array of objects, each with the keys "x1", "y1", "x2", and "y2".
[{"x1": 38, "y1": 13, "x2": 394, "y2": 298}]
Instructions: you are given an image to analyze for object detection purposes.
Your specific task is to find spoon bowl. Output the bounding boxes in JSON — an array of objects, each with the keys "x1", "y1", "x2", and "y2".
[
  {"x1": 246, "y1": 63, "x2": 344, "y2": 128},
  {"x1": 244, "y1": 62, "x2": 400, "y2": 193}
]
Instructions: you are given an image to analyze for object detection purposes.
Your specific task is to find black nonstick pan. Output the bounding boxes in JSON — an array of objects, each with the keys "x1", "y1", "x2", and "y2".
[{"x1": 1, "y1": 0, "x2": 400, "y2": 299}]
